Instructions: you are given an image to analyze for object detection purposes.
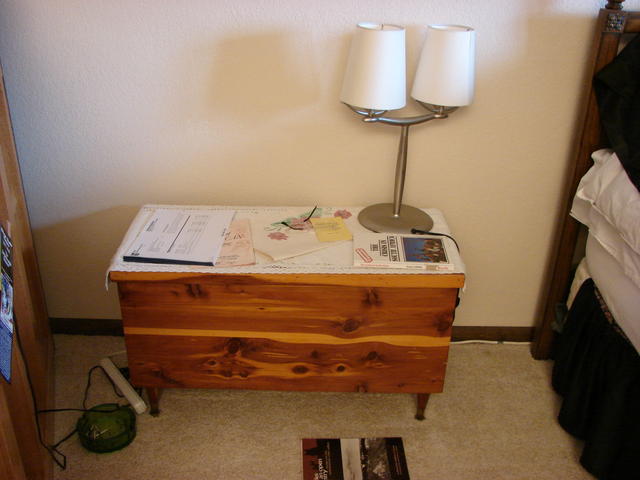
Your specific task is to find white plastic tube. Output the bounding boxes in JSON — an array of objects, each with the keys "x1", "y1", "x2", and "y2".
[{"x1": 99, "y1": 357, "x2": 147, "y2": 414}]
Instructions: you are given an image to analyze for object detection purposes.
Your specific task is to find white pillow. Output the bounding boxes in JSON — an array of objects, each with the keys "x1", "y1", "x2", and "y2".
[{"x1": 570, "y1": 149, "x2": 640, "y2": 289}]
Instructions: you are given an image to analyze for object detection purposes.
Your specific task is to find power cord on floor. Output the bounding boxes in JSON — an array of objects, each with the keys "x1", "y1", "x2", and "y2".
[
  {"x1": 14, "y1": 320, "x2": 68, "y2": 468},
  {"x1": 15, "y1": 321, "x2": 127, "y2": 469},
  {"x1": 450, "y1": 340, "x2": 531, "y2": 345}
]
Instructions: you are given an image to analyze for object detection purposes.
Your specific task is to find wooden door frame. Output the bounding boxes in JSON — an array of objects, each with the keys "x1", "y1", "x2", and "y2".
[{"x1": 0, "y1": 62, "x2": 54, "y2": 479}]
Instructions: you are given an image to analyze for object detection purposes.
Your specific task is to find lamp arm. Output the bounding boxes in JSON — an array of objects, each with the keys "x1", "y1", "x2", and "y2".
[
  {"x1": 344, "y1": 102, "x2": 458, "y2": 126},
  {"x1": 344, "y1": 101, "x2": 462, "y2": 227}
]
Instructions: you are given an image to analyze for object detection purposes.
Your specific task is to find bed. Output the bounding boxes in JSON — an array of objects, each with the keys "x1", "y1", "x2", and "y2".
[{"x1": 532, "y1": 1, "x2": 640, "y2": 478}]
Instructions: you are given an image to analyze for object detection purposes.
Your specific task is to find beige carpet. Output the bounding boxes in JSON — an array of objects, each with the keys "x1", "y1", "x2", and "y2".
[{"x1": 51, "y1": 335, "x2": 592, "y2": 480}]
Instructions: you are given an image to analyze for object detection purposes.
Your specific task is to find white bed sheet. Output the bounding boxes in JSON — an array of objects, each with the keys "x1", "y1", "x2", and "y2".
[
  {"x1": 585, "y1": 233, "x2": 640, "y2": 353},
  {"x1": 571, "y1": 149, "x2": 640, "y2": 290}
]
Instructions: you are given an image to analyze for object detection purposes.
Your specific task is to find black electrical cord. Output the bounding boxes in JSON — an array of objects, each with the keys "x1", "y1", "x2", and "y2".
[
  {"x1": 280, "y1": 205, "x2": 318, "y2": 230},
  {"x1": 14, "y1": 318, "x2": 69, "y2": 469},
  {"x1": 410, "y1": 228, "x2": 461, "y2": 253},
  {"x1": 14, "y1": 319, "x2": 126, "y2": 469},
  {"x1": 82, "y1": 365, "x2": 125, "y2": 409}
]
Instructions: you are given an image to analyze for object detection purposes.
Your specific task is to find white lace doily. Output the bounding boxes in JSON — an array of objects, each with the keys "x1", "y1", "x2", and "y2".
[{"x1": 107, "y1": 205, "x2": 465, "y2": 280}]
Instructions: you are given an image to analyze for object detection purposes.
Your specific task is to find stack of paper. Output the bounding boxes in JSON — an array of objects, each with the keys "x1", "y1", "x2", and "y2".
[{"x1": 123, "y1": 208, "x2": 235, "y2": 266}]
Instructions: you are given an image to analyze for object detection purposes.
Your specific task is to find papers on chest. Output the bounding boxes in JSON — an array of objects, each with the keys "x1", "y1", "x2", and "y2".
[{"x1": 123, "y1": 208, "x2": 234, "y2": 266}]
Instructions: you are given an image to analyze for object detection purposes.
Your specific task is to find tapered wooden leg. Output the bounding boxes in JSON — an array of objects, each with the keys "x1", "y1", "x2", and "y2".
[
  {"x1": 415, "y1": 393, "x2": 430, "y2": 420},
  {"x1": 146, "y1": 387, "x2": 162, "y2": 416}
]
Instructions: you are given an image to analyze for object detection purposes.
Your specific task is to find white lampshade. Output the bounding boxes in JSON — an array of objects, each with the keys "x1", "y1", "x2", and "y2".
[
  {"x1": 411, "y1": 25, "x2": 475, "y2": 107},
  {"x1": 340, "y1": 23, "x2": 406, "y2": 111}
]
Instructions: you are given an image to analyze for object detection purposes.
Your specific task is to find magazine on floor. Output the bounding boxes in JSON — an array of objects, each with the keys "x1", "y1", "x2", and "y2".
[
  {"x1": 353, "y1": 233, "x2": 453, "y2": 271},
  {"x1": 302, "y1": 437, "x2": 410, "y2": 480}
]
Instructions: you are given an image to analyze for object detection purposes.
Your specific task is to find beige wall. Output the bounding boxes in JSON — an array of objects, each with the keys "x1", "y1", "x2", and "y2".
[{"x1": 0, "y1": 0, "x2": 634, "y2": 326}]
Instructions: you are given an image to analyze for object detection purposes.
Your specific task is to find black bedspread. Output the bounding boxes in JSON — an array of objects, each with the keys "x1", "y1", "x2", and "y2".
[
  {"x1": 595, "y1": 33, "x2": 640, "y2": 192},
  {"x1": 552, "y1": 279, "x2": 640, "y2": 480}
]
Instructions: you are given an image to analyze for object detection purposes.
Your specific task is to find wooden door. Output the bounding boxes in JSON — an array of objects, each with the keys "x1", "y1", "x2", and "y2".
[{"x1": 0, "y1": 63, "x2": 54, "y2": 479}]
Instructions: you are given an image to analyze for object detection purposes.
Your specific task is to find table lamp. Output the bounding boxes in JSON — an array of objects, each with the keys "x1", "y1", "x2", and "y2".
[{"x1": 341, "y1": 23, "x2": 476, "y2": 233}]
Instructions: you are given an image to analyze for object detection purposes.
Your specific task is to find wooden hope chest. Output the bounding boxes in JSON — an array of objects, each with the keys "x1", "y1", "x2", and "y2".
[
  {"x1": 110, "y1": 270, "x2": 463, "y2": 419},
  {"x1": 109, "y1": 205, "x2": 464, "y2": 419}
]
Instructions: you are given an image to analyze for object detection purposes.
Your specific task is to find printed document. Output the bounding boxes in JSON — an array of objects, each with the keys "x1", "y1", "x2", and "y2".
[{"x1": 123, "y1": 208, "x2": 234, "y2": 265}]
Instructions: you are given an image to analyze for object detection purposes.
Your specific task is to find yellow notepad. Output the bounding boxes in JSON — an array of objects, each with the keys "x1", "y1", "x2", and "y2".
[{"x1": 310, "y1": 217, "x2": 352, "y2": 242}]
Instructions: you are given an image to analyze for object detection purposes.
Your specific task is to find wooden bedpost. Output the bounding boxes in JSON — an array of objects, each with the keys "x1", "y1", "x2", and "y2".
[{"x1": 531, "y1": 1, "x2": 636, "y2": 359}]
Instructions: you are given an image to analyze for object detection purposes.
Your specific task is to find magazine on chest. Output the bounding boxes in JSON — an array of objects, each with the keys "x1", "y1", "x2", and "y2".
[{"x1": 353, "y1": 233, "x2": 454, "y2": 271}]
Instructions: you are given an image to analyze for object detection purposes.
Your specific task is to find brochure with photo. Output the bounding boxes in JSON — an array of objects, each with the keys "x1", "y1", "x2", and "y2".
[
  {"x1": 302, "y1": 437, "x2": 410, "y2": 480},
  {"x1": 354, "y1": 233, "x2": 454, "y2": 271}
]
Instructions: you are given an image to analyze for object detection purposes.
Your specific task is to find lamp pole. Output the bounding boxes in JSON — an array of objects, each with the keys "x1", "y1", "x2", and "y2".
[{"x1": 345, "y1": 104, "x2": 456, "y2": 233}]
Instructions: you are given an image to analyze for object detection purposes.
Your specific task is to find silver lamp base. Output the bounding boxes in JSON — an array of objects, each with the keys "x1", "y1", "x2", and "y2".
[{"x1": 358, "y1": 203, "x2": 434, "y2": 234}]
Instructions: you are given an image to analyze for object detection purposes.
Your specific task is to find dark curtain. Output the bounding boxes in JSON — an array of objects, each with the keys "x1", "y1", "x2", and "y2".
[{"x1": 552, "y1": 279, "x2": 640, "y2": 480}]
